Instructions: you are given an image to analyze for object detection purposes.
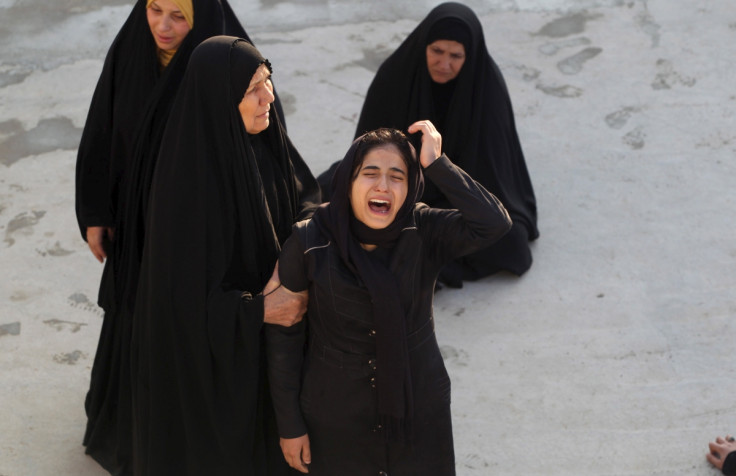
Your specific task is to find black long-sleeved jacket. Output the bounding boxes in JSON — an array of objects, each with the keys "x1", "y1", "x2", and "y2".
[{"x1": 267, "y1": 156, "x2": 511, "y2": 475}]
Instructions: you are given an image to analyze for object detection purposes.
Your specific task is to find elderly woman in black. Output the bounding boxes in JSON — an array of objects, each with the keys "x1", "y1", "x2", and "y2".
[
  {"x1": 267, "y1": 122, "x2": 511, "y2": 475},
  {"x1": 74, "y1": 1, "x2": 256, "y2": 473},
  {"x1": 129, "y1": 36, "x2": 320, "y2": 475},
  {"x1": 318, "y1": 2, "x2": 538, "y2": 288}
]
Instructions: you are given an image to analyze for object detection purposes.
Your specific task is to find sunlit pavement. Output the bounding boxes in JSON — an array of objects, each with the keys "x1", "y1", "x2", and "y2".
[{"x1": 1, "y1": 1, "x2": 734, "y2": 474}]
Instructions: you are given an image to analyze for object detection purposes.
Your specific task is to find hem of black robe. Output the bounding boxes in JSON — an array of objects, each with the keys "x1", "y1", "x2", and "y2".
[
  {"x1": 455, "y1": 221, "x2": 533, "y2": 280},
  {"x1": 83, "y1": 444, "x2": 131, "y2": 476}
]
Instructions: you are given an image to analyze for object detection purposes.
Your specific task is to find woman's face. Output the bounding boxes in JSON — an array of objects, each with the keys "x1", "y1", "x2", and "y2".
[
  {"x1": 426, "y1": 39, "x2": 466, "y2": 83},
  {"x1": 350, "y1": 145, "x2": 409, "y2": 230},
  {"x1": 147, "y1": 0, "x2": 191, "y2": 52},
  {"x1": 238, "y1": 64, "x2": 275, "y2": 134}
]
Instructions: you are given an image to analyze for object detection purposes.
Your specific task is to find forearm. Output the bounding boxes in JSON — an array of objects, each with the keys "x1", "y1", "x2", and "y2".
[
  {"x1": 724, "y1": 451, "x2": 736, "y2": 476},
  {"x1": 423, "y1": 154, "x2": 512, "y2": 242},
  {"x1": 265, "y1": 321, "x2": 308, "y2": 438}
]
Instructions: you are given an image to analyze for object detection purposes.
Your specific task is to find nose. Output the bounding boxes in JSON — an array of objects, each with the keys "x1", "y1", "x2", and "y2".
[
  {"x1": 260, "y1": 83, "x2": 275, "y2": 105},
  {"x1": 158, "y1": 17, "x2": 170, "y2": 31},
  {"x1": 263, "y1": 87, "x2": 275, "y2": 105},
  {"x1": 374, "y1": 174, "x2": 389, "y2": 192}
]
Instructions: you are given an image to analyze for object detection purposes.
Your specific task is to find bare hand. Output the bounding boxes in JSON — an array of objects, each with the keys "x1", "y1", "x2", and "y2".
[
  {"x1": 263, "y1": 262, "x2": 307, "y2": 327},
  {"x1": 86, "y1": 226, "x2": 114, "y2": 263},
  {"x1": 407, "y1": 120, "x2": 442, "y2": 168},
  {"x1": 280, "y1": 434, "x2": 311, "y2": 473},
  {"x1": 707, "y1": 435, "x2": 736, "y2": 470}
]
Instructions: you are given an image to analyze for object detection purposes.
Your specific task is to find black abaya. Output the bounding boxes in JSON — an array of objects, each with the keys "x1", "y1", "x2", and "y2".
[
  {"x1": 130, "y1": 36, "x2": 319, "y2": 475},
  {"x1": 318, "y1": 2, "x2": 539, "y2": 280},
  {"x1": 75, "y1": 2, "x2": 257, "y2": 474}
]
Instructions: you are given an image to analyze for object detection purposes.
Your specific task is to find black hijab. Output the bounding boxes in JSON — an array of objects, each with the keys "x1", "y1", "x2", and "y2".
[
  {"x1": 354, "y1": 2, "x2": 539, "y2": 241},
  {"x1": 313, "y1": 130, "x2": 423, "y2": 439},
  {"x1": 131, "y1": 36, "x2": 319, "y2": 473}
]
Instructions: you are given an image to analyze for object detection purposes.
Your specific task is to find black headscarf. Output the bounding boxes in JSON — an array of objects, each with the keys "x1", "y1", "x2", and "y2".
[
  {"x1": 131, "y1": 36, "x2": 319, "y2": 474},
  {"x1": 354, "y1": 2, "x2": 539, "y2": 242},
  {"x1": 313, "y1": 130, "x2": 423, "y2": 439}
]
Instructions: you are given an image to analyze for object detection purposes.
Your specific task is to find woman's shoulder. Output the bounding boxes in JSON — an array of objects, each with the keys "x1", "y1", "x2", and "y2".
[{"x1": 292, "y1": 218, "x2": 330, "y2": 254}]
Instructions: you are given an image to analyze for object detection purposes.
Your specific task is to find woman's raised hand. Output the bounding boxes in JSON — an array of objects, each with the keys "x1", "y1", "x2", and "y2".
[{"x1": 408, "y1": 120, "x2": 442, "y2": 168}]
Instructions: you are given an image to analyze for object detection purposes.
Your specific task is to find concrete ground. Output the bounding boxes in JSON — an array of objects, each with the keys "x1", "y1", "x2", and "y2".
[{"x1": 1, "y1": 0, "x2": 735, "y2": 474}]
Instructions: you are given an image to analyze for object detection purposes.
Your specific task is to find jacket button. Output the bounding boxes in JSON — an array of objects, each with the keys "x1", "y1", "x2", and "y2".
[
  {"x1": 379, "y1": 472, "x2": 388, "y2": 476},
  {"x1": 370, "y1": 377, "x2": 376, "y2": 388},
  {"x1": 369, "y1": 329, "x2": 376, "y2": 336}
]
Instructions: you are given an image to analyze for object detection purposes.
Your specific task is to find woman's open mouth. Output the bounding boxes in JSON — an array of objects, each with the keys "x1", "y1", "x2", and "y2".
[{"x1": 368, "y1": 199, "x2": 391, "y2": 214}]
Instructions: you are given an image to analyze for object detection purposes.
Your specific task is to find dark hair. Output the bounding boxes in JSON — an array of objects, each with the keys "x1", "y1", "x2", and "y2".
[{"x1": 350, "y1": 128, "x2": 417, "y2": 180}]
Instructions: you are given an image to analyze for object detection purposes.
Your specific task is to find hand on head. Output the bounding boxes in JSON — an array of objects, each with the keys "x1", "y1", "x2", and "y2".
[
  {"x1": 707, "y1": 435, "x2": 736, "y2": 470},
  {"x1": 407, "y1": 120, "x2": 442, "y2": 168}
]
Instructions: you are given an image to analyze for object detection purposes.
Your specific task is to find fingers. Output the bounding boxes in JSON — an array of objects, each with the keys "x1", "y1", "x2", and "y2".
[
  {"x1": 281, "y1": 436, "x2": 310, "y2": 473},
  {"x1": 86, "y1": 226, "x2": 111, "y2": 263},
  {"x1": 88, "y1": 242, "x2": 105, "y2": 263},
  {"x1": 407, "y1": 120, "x2": 442, "y2": 168},
  {"x1": 707, "y1": 451, "x2": 724, "y2": 469},
  {"x1": 263, "y1": 285, "x2": 308, "y2": 326},
  {"x1": 707, "y1": 436, "x2": 736, "y2": 471},
  {"x1": 302, "y1": 438, "x2": 312, "y2": 466},
  {"x1": 288, "y1": 453, "x2": 308, "y2": 473},
  {"x1": 407, "y1": 120, "x2": 438, "y2": 141}
]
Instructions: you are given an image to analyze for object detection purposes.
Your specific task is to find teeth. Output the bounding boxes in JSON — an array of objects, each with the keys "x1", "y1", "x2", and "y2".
[{"x1": 370, "y1": 199, "x2": 389, "y2": 206}]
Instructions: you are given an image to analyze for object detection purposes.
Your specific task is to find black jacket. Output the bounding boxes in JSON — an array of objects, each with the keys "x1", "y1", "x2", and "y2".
[{"x1": 267, "y1": 156, "x2": 511, "y2": 475}]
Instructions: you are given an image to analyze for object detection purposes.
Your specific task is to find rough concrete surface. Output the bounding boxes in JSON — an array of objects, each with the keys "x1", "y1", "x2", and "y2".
[{"x1": 1, "y1": 0, "x2": 735, "y2": 475}]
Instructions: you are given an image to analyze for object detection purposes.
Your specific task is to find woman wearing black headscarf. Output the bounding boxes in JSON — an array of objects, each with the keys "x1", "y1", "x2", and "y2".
[
  {"x1": 130, "y1": 36, "x2": 320, "y2": 475},
  {"x1": 318, "y1": 2, "x2": 538, "y2": 287},
  {"x1": 267, "y1": 123, "x2": 511, "y2": 475},
  {"x1": 75, "y1": 1, "x2": 260, "y2": 474}
]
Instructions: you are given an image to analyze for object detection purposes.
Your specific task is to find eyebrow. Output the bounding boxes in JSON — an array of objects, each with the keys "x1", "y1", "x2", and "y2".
[
  {"x1": 251, "y1": 68, "x2": 271, "y2": 84},
  {"x1": 361, "y1": 164, "x2": 407, "y2": 175}
]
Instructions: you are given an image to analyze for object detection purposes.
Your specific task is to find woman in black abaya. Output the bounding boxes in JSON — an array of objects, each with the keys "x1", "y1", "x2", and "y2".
[
  {"x1": 75, "y1": 1, "x2": 260, "y2": 474},
  {"x1": 318, "y1": 2, "x2": 539, "y2": 286},
  {"x1": 130, "y1": 36, "x2": 319, "y2": 475}
]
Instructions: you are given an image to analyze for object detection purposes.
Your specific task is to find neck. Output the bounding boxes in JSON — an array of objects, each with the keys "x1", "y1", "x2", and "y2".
[
  {"x1": 157, "y1": 48, "x2": 177, "y2": 69},
  {"x1": 360, "y1": 243, "x2": 377, "y2": 252}
]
